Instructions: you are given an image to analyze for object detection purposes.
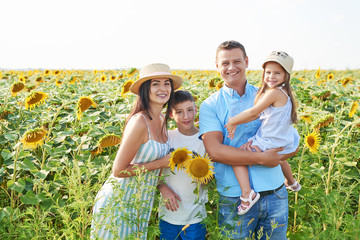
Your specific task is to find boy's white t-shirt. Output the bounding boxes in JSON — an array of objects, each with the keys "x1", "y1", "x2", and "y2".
[{"x1": 159, "y1": 128, "x2": 208, "y2": 225}]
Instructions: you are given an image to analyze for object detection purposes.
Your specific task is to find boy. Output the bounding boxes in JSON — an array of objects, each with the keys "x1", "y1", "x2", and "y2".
[{"x1": 158, "y1": 90, "x2": 207, "y2": 240}]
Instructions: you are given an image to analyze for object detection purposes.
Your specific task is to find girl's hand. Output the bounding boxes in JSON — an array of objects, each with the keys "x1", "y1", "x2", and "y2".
[
  {"x1": 158, "y1": 184, "x2": 181, "y2": 211},
  {"x1": 225, "y1": 117, "x2": 236, "y2": 140}
]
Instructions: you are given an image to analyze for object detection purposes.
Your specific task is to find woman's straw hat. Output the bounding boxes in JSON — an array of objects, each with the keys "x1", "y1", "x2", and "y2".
[
  {"x1": 262, "y1": 51, "x2": 294, "y2": 74},
  {"x1": 130, "y1": 63, "x2": 183, "y2": 94}
]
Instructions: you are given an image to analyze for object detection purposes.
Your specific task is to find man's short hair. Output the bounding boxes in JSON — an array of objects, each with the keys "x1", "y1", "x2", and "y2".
[
  {"x1": 173, "y1": 90, "x2": 194, "y2": 105},
  {"x1": 216, "y1": 40, "x2": 247, "y2": 60}
]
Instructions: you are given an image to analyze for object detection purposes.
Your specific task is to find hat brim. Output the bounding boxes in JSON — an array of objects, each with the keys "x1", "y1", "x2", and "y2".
[{"x1": 129, "y1": 74, "x2": 183, "y2": 94}]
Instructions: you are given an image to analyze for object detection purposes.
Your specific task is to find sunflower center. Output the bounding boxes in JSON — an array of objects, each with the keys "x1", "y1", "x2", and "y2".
[
  {"x1": 189, "y1": 159, "x2": 209, "y2": 178},
  {"x1": 173, "y1": 150, "x2": 188, "y2": 164},
  {"x1": 79, "y1": 98, "x2": 93, "y2": 112},
  {"x1": 27, "y1": 93, "x2": 44, "y2": 104},
  {"x1": 26, "y1": 132, "x2": 45, "y2": 143},
  {"x1": 307, "y1": 136, "x2": 315, "y2": 147}
]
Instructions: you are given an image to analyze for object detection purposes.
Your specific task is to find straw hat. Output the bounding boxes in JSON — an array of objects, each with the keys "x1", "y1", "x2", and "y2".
[
  {"x1": 262, "y1": 51, "x2": 294, "y2": 74},
  {"x1": 129, "y1": 63, "x2": 183, "y2": 94}
]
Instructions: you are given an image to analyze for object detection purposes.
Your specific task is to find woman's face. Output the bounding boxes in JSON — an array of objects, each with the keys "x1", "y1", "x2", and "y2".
[{"x1": 149, "y1": 78, "x2": 172, "y2": 105}]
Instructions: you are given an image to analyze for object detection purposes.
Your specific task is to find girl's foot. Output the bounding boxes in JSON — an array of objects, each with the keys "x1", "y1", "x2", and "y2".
[
  {"x1": 237, "y1": 190, "x2": 260, "y2": 215},
  {"x1": 286, "y1": 180, "x2": 301, "y2": 192}
]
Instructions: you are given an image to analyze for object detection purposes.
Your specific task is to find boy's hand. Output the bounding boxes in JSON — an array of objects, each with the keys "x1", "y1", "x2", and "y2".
[{"x1": 158, "y1": 184, "x2": 181, "y2": 211}]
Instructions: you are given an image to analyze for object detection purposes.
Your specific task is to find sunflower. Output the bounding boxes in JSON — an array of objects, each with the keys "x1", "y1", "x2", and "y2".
[
  {"x1": 169, "y1": 147, "x2": 192, "y2": 171},
  {"x1": 44, "y1": 69, "x2": 50, "y2": 76},
  {"x1": 327, "y1": 73, "x2": 334, "y2": 81},
  {"x1": 340, "y1": 77, "x2": 353, "y2": 87},
  {"x1": 185, "y1": 154, "x2": 214, "y2": 184},
  {"x1": 314, "y1": 114, "x2": 334, "y2": 130},
  {"x1": 25, "y1": 91, "x2": 48, "y2": 110},
  {"x1": 35, "y1": 76, "x2": 43, "y2": 84},
  {"x1": 11, "y1": 82, "x2": 25, "y2": 96},
  {"x1": 315, "y1": 67, "x2": 321, "y2": 79},
  {"x1": 127, "y1": 68, "x2": 137, "y2": 77},
  {"x1": 349, "y1": 101, "x2": 358, "y2": 118},
  {"x1": 305, "y1": 131, "x2": 321, "y2": 153},
  {"x1": 55, "y1": 78, "x2": 63, "y2": 87},
  {"x1": 98, "y1": 134, "x2": 121, "y2": 148},
  {"x1": 301, "y1": 114, "x2": 312, "y2": 124},
  {"x1": 77, "y1": 96, "x2": 96, "y2": 120},
  {"x1": 110, "y1": 75, "x2": 116, "y2": 81},
  {"x1": 93, "y1": 69, "x2": 98, "y2": 75},
  {"x1": 121, "y1": 80, "x2": 135, "y2": 97},
  {"x1": 21, "y1": 128, "x2": 48, "y2": 149},
  {"x1": 100, "y1": 74, "x2": 107, "y2": 83},
  {"x1": 208, "y1": 78, "x2": 216, "y2": 88},
  {"x1": 216, "y1": 81, "x2": 223, "y2": 91},
  {"x1": 53, "y1": 70, "x2": 60, "y2": 75},
  {"x1": 19, "y1": 76, "x2": 26, "y2": 83}
]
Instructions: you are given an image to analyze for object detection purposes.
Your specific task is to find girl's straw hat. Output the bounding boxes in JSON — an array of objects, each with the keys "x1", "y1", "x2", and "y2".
[
  {"x1": 262, "y1": 51, "x2": 294, "y2": 74},
  {"x1": 130, "y1": 63, "x2": 183, "y2": 94}
]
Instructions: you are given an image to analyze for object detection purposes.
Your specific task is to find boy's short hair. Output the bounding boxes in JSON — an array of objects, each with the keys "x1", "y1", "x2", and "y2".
[{"x1": 173, "y1": 90, "x2": 194, "y2": 105}]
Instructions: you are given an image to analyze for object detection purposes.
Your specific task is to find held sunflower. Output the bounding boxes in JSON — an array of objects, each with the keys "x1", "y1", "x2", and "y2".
[
  {"x1": 21, "y1": 128, "x2": 48, "y2": 149},
  {"x1": 25, "y1": 91, "x2": 48, "y2": 110},
  {"x1": 168, "y1": 147, "x2": 192, "y2": 171},
  {"x1": 305, "y1": 131, "x2": 321, "y2": 153},
  {"x1": 185, "y1": 154, "x2": 214, "y2": 184}
]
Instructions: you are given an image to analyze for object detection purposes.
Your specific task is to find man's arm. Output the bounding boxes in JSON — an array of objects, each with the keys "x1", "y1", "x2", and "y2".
[{"x1": 202, "y1": 131, "x2": 286, "y2": 167}]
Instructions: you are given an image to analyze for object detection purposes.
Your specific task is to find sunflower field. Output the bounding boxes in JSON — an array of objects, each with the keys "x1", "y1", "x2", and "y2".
[{"x1": 0, "y1": 68, "x2": 360, "y2": 239}]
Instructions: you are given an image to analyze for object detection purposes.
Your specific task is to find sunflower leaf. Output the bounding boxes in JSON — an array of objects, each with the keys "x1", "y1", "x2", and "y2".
[
  {"x1": 7, "y1": 178, "x2": 26, "y2": 193},
  {"x1": 20, "y1": 191, "x2": 40, "y2": 205}
]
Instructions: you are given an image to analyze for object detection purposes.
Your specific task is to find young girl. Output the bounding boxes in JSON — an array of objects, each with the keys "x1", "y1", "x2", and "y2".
[
  {"x1": 91, "y1": 63, "x2": 183, "y2": 239},
  {"x1": 225, "y1": 51, "x2": 300, "y2": 215}
]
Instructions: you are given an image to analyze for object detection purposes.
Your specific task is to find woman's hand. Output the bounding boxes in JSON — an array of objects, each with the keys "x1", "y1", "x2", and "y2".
[
  {"x1": 158, "y1": 153, "x2": 171, "y2": 169},
  {"x1": 158, "y1": 184, "x2": 181, "y2": 211}
]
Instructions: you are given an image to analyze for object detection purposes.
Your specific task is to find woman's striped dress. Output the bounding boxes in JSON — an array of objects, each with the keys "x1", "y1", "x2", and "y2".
[{"x1": 91, "y1": 116, "x2": 169, "y2": 239}]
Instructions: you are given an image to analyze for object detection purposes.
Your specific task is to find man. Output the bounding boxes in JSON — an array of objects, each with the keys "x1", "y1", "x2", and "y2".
[{"x1": 199, "y1": 40, "x2": 297, "y2": 239}]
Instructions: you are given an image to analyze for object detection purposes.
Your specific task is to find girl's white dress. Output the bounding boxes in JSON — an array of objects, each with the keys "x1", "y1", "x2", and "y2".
[
  {"x1": 249, "y1": 88, "x2": 300, "y2": 154},
  {"x1": 91, "y1": 115, "x2": 169, "y2": 239}
]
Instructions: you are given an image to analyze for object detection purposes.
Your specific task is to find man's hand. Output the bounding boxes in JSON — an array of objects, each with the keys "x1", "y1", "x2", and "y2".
[{"x1": 261, "y1": 148, "x2": 285, "y2": 167}]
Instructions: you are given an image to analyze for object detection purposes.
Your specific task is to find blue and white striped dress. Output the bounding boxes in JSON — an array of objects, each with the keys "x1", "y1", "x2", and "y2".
[{"x1": 91, "y1": 115, "x2": 169, "y2": 239}]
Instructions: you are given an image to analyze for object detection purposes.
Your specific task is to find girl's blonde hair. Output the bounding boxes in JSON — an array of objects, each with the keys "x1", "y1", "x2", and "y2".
[{"x1": 255, "y1": 63, "x2": 298, "y2": 124}]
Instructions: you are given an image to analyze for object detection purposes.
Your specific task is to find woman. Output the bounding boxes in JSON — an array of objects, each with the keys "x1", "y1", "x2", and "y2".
[{"x1": 91, "y1": 63, "x2": 183, "y2": 239}]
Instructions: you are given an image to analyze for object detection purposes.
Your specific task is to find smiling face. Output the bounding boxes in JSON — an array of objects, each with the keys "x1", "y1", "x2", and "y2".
[
  {"x1": 263, "y1": 62, "x2": 287, "y2": 88},
  {"x1": 171, "y1": 100, "x2": 197, "y2": 136},
  {"x1": 149, "y1": 78, "x2": 172, "y2": 105},
  {"x1": 216, "y1": 48, "x2": 248, "y2": 88}
]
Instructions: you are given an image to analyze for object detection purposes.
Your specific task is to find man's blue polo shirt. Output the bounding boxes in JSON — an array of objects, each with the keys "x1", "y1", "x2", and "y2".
[{"x1": 199, "y1": 82, "x2": 285, "y2": 197}]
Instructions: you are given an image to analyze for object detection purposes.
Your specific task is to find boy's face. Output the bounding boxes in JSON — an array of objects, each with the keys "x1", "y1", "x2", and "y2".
[{"x1": 171, "y1": 100, "x2": 197, "y2": 133}]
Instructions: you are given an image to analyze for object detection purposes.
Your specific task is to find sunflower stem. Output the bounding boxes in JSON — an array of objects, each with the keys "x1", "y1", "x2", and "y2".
[
  {"x1": 2, "y1": 86, "x2": 11, "y2": 110},
  {"x1": 48, "y1": 100, "x2": 75, "y2": 136},
  {"x1": 10, "y1": 143, "x2": 23, "y2": 223},
  {"x1": 293, "y1": 144, "x2": 306, "y2": 230}
]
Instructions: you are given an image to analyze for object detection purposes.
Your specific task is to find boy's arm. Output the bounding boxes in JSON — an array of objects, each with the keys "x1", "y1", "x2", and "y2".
[
  {"x1": 157, "y1": 183, "x2": 181, "y2": 212},
  {"x1": 202, "y1": 131, "x2": 284, "y2": 167}
]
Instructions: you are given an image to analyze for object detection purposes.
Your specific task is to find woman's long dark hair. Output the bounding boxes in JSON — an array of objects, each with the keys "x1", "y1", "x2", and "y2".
[{"x1": 125, "y1": 79, "x2": 175, "y2": 141}]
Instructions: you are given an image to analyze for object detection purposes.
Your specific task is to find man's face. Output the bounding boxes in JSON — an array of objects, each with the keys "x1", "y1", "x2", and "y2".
[
  {"x1": 171, "y1": 100, "x2": 197, "y2": 134},
  {"x1": 216, "y1": 48, "x2": 248, "y2": 87}
]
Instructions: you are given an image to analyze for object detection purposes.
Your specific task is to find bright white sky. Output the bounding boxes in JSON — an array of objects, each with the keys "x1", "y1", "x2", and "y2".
[{"x1": 1, "y1": 0, "x2": 359, "y2": 70}]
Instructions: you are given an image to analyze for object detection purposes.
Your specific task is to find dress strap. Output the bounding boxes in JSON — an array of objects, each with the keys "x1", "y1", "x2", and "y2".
[
  {"x1": 140, "y1": 114, "x2": 151, "y2": 140},
  {"x1": 277, "y1": 86, "x2": 288, "y2": 97}
]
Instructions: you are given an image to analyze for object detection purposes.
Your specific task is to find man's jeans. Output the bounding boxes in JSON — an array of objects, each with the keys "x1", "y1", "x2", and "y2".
[{"x1": 218, "y1": 184, "x2": 288, "y2": 239}]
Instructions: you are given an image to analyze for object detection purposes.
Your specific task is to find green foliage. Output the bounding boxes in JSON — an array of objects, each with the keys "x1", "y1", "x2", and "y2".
[{"x1": 0, "y1": 69, "x2": 360, "y2": 239}]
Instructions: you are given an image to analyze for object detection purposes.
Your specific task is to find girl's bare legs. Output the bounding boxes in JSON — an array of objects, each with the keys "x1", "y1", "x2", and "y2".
[
  {"x1": 280, "y1": 161, "x2": 295, "y2": 186},
  {"x1": 232, "y1": 165, "x2": 252, "y2": 204},
  {"x1": 281, "y1": 161, "x2": 301, "y2": 191}
]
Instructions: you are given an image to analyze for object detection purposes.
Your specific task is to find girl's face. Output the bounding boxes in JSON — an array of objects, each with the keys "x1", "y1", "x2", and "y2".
[
  {"x1": 264, "y1": 62, "x2": 286, "y2": 88},
  {"x1": 149, "y1": 78, "x2": 172, "y2": 105}
]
